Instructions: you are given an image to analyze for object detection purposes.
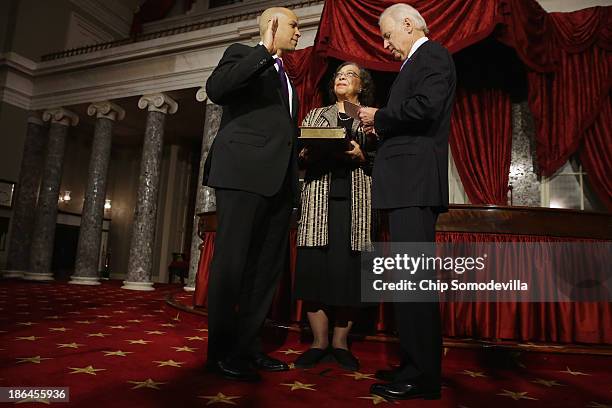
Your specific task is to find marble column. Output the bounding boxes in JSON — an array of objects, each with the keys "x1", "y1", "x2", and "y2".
[
  {"x1": 24, "y1": 108, "x2": 79, "y2": 281},
  {"x1": 122, "y1": 93, "x2": 178, "y2": 291},
  {"x1": 185, "y1": 88, "x2": 221, "y2": 291},
  {"x1": 70, "y1": 102, "x2": 125, "y2": 286},
  {"x1": 3, "y1": 114, "x2": 47, "y2": 278},
  {"x1": 509, "y1": 102, "x2": 540, "y2": 206}
]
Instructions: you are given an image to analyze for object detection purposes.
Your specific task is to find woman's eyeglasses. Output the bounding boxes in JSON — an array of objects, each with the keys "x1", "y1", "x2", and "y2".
[{"x1": 334, "y1": 71, "x2": 360, "y2": 79}]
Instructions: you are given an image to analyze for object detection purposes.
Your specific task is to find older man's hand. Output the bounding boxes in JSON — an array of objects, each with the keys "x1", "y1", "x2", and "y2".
[{"x1": 358, "y1": 107, "x2": 378, "y2": 127}]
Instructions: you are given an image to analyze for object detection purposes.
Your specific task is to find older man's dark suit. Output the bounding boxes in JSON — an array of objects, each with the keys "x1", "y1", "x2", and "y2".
[
  {"x1": 372, "y1": 40, "x2": 456, "y2": 391},
  {"x1": 203, "y1": 43, "x2": 299, "y2": 365}
]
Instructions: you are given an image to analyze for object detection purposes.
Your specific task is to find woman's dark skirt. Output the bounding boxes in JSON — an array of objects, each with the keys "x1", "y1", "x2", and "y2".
[{"x1": 294, "y1": 197, "x2": 363, "y2": 307}]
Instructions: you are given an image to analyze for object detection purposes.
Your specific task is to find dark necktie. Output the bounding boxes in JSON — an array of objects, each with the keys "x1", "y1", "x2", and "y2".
[{"x1": 275, "y1": 58, "x2": 289, "y2": 102}]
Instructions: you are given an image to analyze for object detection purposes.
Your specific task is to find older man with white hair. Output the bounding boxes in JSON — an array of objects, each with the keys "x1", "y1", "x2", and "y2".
[{"x1": 359, "y1": 3, "x2": 456, "y2": 401}]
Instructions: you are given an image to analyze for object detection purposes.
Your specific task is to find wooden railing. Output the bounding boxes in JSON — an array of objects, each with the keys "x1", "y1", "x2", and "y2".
[{"x1": 198, "y1": 205, "x2": 612, "y2": 240}]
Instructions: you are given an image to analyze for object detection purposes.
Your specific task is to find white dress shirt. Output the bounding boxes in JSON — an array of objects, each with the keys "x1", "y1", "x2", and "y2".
[
  {"x1": 259, "y1": 42, "x2": 294, "y2": 116},
  {"x1": 400, "y1": 36, "x2": 429, "y2": 71}
]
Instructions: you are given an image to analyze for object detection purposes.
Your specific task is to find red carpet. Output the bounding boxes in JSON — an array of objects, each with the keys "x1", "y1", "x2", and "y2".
[{"x1": 1, "y1": 279, "x2": 611, "y2": 407}]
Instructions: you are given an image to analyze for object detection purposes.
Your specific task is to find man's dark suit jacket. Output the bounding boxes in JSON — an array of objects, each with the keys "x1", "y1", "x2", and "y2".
[
  {"x1": 203, "y1": 43, "x2": 299, "y2": 198},
  {"x1": 372, "y1": 40, "x2": 456, "y2": 211}
]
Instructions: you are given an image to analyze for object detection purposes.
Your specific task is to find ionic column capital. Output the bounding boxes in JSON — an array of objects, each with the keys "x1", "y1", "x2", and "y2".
[
  {"x1": 42, "y1": 108, "x2": 79, "y2": 127},
  {"x1": 27, "y1": 112, "x2": 44, "y2": 126},
  {"x1": 196, "y1": 87, "x2": 207, "y2": 103},
  {"x1": 87, "y1": 101, "x2": 126, "y2": 121},
  {"x1": 138, "y1": 93, "x2": 178, "y2": 114}
]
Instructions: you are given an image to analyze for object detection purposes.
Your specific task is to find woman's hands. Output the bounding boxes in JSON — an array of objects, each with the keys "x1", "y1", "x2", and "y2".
[
  {"x1": 344, "y1": 140, "x2": 366, "y2": 163},
  {"x1": 300, "y1": 141, "x2": 365, "y2": 165}
]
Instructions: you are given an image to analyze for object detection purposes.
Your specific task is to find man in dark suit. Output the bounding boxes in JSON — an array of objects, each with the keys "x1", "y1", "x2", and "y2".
[
  {"x1": 358, "y1": 3, "x2": 456, "y2": 401},
  {"x1": 203, "y1": 7, "x2": 301, "y2": 382}
]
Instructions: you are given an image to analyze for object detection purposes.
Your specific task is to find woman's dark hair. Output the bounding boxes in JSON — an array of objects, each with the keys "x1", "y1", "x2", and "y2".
[{"x1": 328, "y1": 61, "x2": 375, "y2": 107}]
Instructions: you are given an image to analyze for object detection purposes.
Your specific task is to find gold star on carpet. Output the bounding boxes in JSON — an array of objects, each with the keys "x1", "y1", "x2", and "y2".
[
  {"x1": 96, "y1": 315, "x2": 111, "y2": 318},
  {"x1": 531, "y1": 378, "x2": 563, "y2": 387},
  {"x1": 497, "y1": 390, "x2": 538, "y2": 401},
  {"x1": 109, "y1": 325, "x2": 127, "y2": 329},
  {"x1": 44, "y1": 315, "x2": 61, "y2": 319},
  {"x1": 358, "y1": 395, "x2": 388, "y2": 405},
  {"x1": 344, "y1": 372, "x2": 376, "y2": 380},
  {"x1": 128, "y1": 378, "x2": 166, "y2": 389},
  {"x1": 142, "y1": 314, "x2": 154, "y2": 317},
  {"x1": 173, "y1": 346, "x2": 197, "y2": 352},
  {"x1": 160, "y1": 323, "x2": 176, "y2": 327},
  {"x1": 154, "y1": 359, "x2": 184, "y2": 367},
  {"x1": 15, "y1": 397, "x2": 51, "y2": 405},
  {"x1": 196, "y1": 328, "x2": 208, "y2": 332},
  {"x1": 15, "y1": 336, "x2": 42, "y2": 341},
  {"x1": 87, "y1": 332, "x2": 111, "y2": 338},
  {"x1": 278, "y1": 349, "x2": 302, "y2": 355},
  {"x1": 185, "y1": 336, "x2": 206, "y2": 341},
  {"x1": 69, "y1": 365, "x2": 106, "y2": 375},
  {"x1": 560, "y1": 366, "x2": 590, "y2": 376},
  {"x1": 127, "y1": 319, "x2": 143, "y2": 323},
  {"x1": 146, "y1": 331, "x2": 165, "y2": 335},
  {"x1": 461, "y1": 370, "x2": 487, "y2": 378},
  {"x1": 49, "y1": 327, "x2": 69, "y2": 332},
  {"x1": 16, "y1": 321, "x2": 37, "y2": 326},
  {"x1": 75, "y1": 320, "x2": 93, "y2": 324},
  {"x1": 126, "y1": 339, "x2": 151, "y2": 345},
  {"x1": 587, "y1": 402, "x2": 612, "y2": 408},
  {"x1": 198, "y1": 392, "x2": 241, "y2": 405},
  {"x1": 16, "y1": 356, "x2": 53, "y2": 364},
  {"x1": 281, "y1": 381, "x2": 316, "y2": 391},
  {"x1": 58, "y1": 342, "x2": 84, "y2": 349},
  {"x1": 113, "y1": 310, "x2": 127, "y2": 314},
  {"x1": 103, "y1": 350, "x2": 133, "y2": 357}
]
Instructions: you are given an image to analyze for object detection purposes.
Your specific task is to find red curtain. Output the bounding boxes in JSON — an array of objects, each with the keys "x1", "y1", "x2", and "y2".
[
  {"x1": 284, "y1": 0, "x2": 611, "y2": 206},
  {"x1": 450, "y1": 88, "x2": 513, "y2": 205},
  {"x1": 580, "y1": 95, "x2": 612, "y2": 211},
  {"x1": 193, "y1": 230, "x2": 612, "y2": 344},
  {"x1": 437, "y1": 232, "x2": 612, "y2": 344},
  {"x1": 284, "y1": 47, "x2": 327, "y2": 125},
  {"x1": 193, "y1": 232, "x2": 215, "y2": 307},
  {"x1": 285, "y1": 0, "x2": 503, "y2": 123}
]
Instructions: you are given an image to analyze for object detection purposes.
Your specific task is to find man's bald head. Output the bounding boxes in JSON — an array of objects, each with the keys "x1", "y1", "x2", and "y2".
[
  {"x1": 259, "y1": 7, "x2": 300, "y2": 55},
  {"x1": 259, "y1": 7, "x2": 296, "y2": 37}
]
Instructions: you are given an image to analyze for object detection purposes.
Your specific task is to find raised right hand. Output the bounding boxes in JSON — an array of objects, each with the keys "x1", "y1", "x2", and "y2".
[{"x1": 262, "y1": 16, "x2": 279, "y2": 55}]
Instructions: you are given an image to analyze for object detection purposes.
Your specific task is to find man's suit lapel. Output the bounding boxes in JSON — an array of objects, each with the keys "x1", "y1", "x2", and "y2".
[{"x1": 386, "y1": 42, "x2": 431, "y2": 102}]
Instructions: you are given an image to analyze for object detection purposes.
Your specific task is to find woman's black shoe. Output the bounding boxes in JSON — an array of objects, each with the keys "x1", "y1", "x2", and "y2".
[
  {"x1": 331, "y1": 347, "x2": 359, "y2": 371},
  {"x1": 294, "y1": 347, "x2": 329, "y2": 368}
]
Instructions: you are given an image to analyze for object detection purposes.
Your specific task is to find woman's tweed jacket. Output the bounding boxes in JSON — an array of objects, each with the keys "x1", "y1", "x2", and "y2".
[{"x1": 297, "y1": 104, "x2": 375, "y2": 252}]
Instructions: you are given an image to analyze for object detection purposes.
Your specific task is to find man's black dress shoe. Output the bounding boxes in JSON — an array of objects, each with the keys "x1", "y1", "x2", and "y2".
[
  {"x1": 294, "y1": 347, "x2": 329, "y2": 368},
  {"x1": 207, "y1": 358, "x2": 261, "y2": 382},
  {"x1": 370, "y1": 382, "x2": 441, "y2": 400},
  {"x1": 250, "y1": 353, "x2": 289, "y2": 372},
  {"x1": 331, "y1": 348, "x2": 359, "y2": 371},
  {"x1": 374, "y1": 367, "x2": 401, "y2": 382}
]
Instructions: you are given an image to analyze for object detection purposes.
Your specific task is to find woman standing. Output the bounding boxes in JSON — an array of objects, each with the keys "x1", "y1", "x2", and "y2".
[{"x1": 294, "y1": 62, "x2": 376, "y2": 371}]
